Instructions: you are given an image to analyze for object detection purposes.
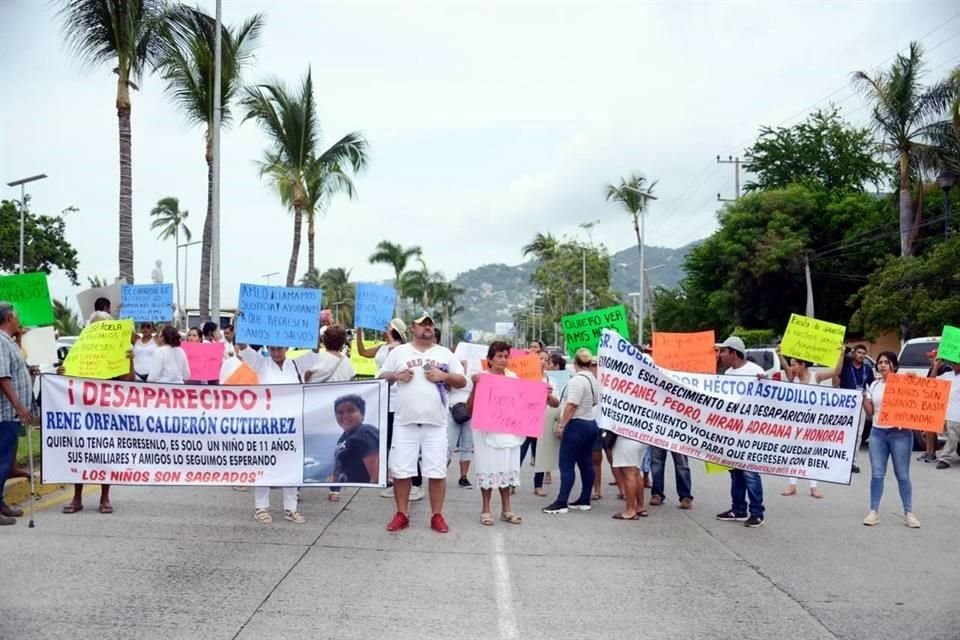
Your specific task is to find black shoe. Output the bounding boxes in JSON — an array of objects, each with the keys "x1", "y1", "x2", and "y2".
[
  {"x1": 716, "y1": 510, "x2": 748, "y2": 521},
  {"x1": 744, "y1": 515, "x2": 765, "y2": 528},
  {"x1": 0, "y1": 504, "x2": 23, "y2": 518},
  {"x1": 542, "y1": 501, "x2": 568, "y2": 514},
  {"x1": 851, "y1": 464, "x2": 860, "y2": 473},
  {"x1": 936, "y1": 461, "x2": 950, "y2": 469},
  {"x1": 568, "y1": 500, "x2": 592, "y2": 511},
  {"x1": 458, "y1": 476, "x2": 473, "y2": 489},
  {"x1": 0, "y1": 514, "x2": 15, "y2": 526}
]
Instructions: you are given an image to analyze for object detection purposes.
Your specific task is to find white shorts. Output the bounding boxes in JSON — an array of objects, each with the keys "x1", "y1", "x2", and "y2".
[
  {"x1": 390, "y1": 423, "x2": 448, "y2": 480},
  {"x1": 612, "y1": 437, "x2": 645, "y2": 468}
]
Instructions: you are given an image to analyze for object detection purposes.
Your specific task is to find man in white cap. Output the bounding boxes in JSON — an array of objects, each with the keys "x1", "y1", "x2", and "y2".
[
  {"x1": 715, "y1": 336, "x2": 767, "y2": 528},
  {"x1": 379, "y1": 311, "x2": 466, "y2": 533}
]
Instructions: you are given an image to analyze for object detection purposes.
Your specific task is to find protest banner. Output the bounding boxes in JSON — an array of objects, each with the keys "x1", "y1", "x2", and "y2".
[
  {"x1": 876, "y1": 373, "x2": 949, "y2": 433},
  {"x1": 471, "y1": 374, "x2": 548, "y2": 438},
  {"x1": 652, "y1": 330, "x2": 717, "y2": 374},
  {"x1": 779, "y1": 313, "x2": 846, "y2": 367},
  {"x1": 120, "y1": 283, "x2": 174, "y2": 322},
  {"x1": 0, "y1": 271, "x2": 54, "y2": 326},
  {"x1": 236, "y1": 283, "x2": 322, "y2": 348},
  {"x1": 354, "y1": 283, "x2": 396, "y2": 331},
  {"x1": 507, "y1": 352, "x2": 542, "y2": 380},
  {"x1": 40, "y1": 376, "x2": 388, "y2": 487},
  {"x1": 454, "y1": 341, "x2": 489, "y2": 373},
  {"x1": 63, "y1": 319, "x2": 134, "y2": 379},
  {"x1": 350, "y1": 340, "x2": 380, "y2": 377},
  {"x1": 562, "y1": 305, "x2": 629, "y2": 357},
  {"x1": 597, "y1": 329, "x2": 863, "y2": 484},
  {"x1": 182, "y1": 341, "x2": 225, "y2": 381},
  {"x1": 76, "y1": 280, "x2": 123, "y2": 322},
  {"x1": 22, "y1": 326, "x2": 59, "y2": 365},
  {"x1": 938, "y1": 325, "x2": 959, "y2": 364}
]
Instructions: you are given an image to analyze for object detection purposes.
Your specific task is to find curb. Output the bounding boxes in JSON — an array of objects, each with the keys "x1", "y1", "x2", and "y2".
[{"x1": 3, "y1": 475, "x2": 65, "y2": 506}]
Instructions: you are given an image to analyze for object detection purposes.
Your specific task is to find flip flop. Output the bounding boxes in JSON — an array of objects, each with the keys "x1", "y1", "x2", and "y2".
[
  {"x1": 612, "y1": 512, "x2": 640, "y2": 520},
  {"x1": 98, "y1": 503, "x2": 114, "y2": 514},
  {"x1": 637, "y1": 510, "x2": 649, "y2": 517},
  {"x1": 62, "y1": 503, "x2": 83, "y2": 514},
  {"x1": 480, "y1": 512, "x2": 494, "y2": 526}
]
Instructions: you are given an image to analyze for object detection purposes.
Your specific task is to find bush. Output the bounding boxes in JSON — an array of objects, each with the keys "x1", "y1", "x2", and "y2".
[{"x1": 731, "y1": 328, "x2": 778, "y2": 347}]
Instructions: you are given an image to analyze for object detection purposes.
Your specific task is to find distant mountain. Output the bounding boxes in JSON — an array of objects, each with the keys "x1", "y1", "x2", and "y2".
[{"x1": 451, "y1": 242, "x2": 698, "y2": 331}]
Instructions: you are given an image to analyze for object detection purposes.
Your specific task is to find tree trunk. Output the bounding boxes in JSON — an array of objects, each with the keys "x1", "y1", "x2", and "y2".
[
  {"x1": 117, "y1": 79, "x2": 134, "y2": 284},
  {"x1": 899, "y1": 151, "x2": 914, "y2": 257},
  {"x1": 199, "y1": 134, "x2": 214, "y2": 321},
  {"x1": 286, "y1": 204, "x2": 303, "y2": 286},
  {"x1": 307, "y1": 210, "x2": 316, "y2": 276}
]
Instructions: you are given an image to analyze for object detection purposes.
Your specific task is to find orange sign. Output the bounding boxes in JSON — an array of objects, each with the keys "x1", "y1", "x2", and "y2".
[
  {"x1": 506, "y1": 353, "x2": 542, "y2": 380},
  {"x1": 877, "y1": 373, "x2": 949, "y2": 433},
  {"x1": 225, "y1": 362, "x2": 259, "y2": 385},
  {"x1": 652, "y1": 331, "x2": 717, "y2": 374}
]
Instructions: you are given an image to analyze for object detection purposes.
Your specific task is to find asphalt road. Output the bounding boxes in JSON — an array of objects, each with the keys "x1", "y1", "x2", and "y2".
[{"x1": 3, "y1": 445, "x2": 959, "y2": 640}]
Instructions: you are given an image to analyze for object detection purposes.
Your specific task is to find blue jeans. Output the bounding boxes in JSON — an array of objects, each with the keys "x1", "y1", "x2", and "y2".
[
  {"x1": 556, "y1": 418, "x2": 598, "y2": 506},
  {"x1": 0, "y1": 421, "x2": 20, "y2": 506},
  {"x1": 729, "y1": 469, "x2": 764, "y2": 518},
  {"x1": 868, "y1": 427, "x2": 913, "y2": 513},
  {"x1": 650, "y1": 446, "x2": 693, "y2": 500},
  {"x1": 520, "y1": 437, "x2": 537, "y2": 465}
]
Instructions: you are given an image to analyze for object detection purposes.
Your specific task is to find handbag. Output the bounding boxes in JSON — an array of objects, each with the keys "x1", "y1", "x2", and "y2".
[{"x1": 450, "y1": 402, "x2": 471, "y2": 425}]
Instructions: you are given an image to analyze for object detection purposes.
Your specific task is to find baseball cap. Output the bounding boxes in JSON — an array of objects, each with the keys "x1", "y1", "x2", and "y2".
[
  {"x1": 412, "y1": 311, "x2": 434, "y2": 324},
  {"x1": 719, "y1": 336, "x2": 747, "y2": 356},
  {"x1": 389, "y1": 317, "x2": 407, "y2": 335},
  {"x1": 926, "y1": 349, "x2": 938, "y2": 358}
]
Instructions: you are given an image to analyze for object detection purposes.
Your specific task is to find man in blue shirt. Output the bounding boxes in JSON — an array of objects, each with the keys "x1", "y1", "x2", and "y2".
[
  {"x1": 0, "y1": 302, "x2": 36, "y2": 525},
  {"x1": 834, "y1": 344, "x2": 874, "y2": 473}
]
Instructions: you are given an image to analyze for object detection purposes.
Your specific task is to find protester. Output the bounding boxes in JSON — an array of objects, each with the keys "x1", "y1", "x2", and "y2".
[
  {"x1": 328, "y1": 394, "x2": 380, "y2": 484},
  {"x1": 543, "y1": 348, "x2": 600, "y2": 514},
  {"x1": 528, "y1": 340, "x2": 544, "y2": 354},
  {"x1": 186, "y1": 327, "x2": 202, "y2": 342},
  {"x1": 591, "y1": 356, "x2": 619, "y2": 501},
  {"x1": 379, "y1": 311, "x2": 466, "y2": 533},
  {"x1": 833, "y1": 344, "x2": 875, "y2": 473},
  {"x1": 223, "y1": 323, "x2": 235, "y2": 344},
  {"x1": 201, "y1": 321, "x2": 221, "y2": 343},
  {"x1": 0, "y1": 302, "x2": 35, "y2": 525},
  {"x1": 532, "y1": 351, "x2": 561, "y2": 495},
  {"x1": 921, "y1": 352, "x2": 953, "y2": 463},
  {"x1": 519, "y1": 347, "x2": 549, "y2": 471},
  {"x1": 132, "y1": 322, "x2": 158, "y2": 381},
  {"x1": 466, "y1": 341, "x2": 525, "y2": 525},
  {"x1": 779, "y1": 356, "x2": 834, "y2": 497},
  {"x1": 147, "y1": 326, "x2": 190, "y2": 384},
  {"x1": 934, "y1": 360, "x2": 960, "y2": 470},
  {"x1": 611, "y1": 434, "x2": 647, "y2": 520},
  {"x1": 715, "y1": 336, "x2": 766, "y2": 528},
  {"x1": 94, "y1": 296, "x2": 112, "y2": 316},
  {"x1": 447, "y1": 362, "x2": 474, "y2": 490},
  {"x1": 862, "y1": 351, "x2": 920, "y2": 528}
]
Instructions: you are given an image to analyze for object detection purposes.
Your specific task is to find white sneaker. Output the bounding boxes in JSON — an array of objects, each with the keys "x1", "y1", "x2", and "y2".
[
  {"x1": 409, "y1": 485, "x2": 425, "y2": 501},
  {"x1": 380, "y1": 485, "x2": 395, "y2": 498},
  {"x1": 904, "y1": 512, "x2": 921, "y2": 528},
  {"x1": 863, "y1": 510, "x2": 880, "y2": 526}
]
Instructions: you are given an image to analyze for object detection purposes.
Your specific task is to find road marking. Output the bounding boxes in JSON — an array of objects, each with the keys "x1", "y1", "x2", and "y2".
[{"x1": 491, "y1": 531, "x2": 519, "y2": 640}]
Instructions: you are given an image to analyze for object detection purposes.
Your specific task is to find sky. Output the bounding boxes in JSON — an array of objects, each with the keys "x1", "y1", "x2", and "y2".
[{"x1": 1, "y1": 1, "x2": 959, "y2": 313}]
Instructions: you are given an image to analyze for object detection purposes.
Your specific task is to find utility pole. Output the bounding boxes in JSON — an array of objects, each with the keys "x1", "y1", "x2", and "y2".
[
  {"x1": 803, "y1": 253, "x2": 815, "y2": 318},
  {"x1": 717, "y1": 155, "x2": 742, "y2": 202},
  {"x1": 210, "y1": 0, "x2": 222, "y2": 326}
]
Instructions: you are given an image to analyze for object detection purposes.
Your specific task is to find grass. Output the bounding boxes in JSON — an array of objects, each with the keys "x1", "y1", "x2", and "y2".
[{"x1": 16, "y1": 429, "x2": 41, "y2": 466}]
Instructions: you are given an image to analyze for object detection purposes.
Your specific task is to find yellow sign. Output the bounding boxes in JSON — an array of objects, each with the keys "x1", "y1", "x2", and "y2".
[
  {"x1": 350, "y1": 340, "x2": 381, "y2": 377},
  {"x1": 64, "y1": 319, "x2": 134, "y2": 379},
  {"x1": 287, "y1": 349, "x2": 311, "y2": 361},
  {"x1": 704, "y1": 462, "x2": 732, "y2": 474},
  {"x1": 779, "y1": 313, "x2": 846, "y2": 367}
]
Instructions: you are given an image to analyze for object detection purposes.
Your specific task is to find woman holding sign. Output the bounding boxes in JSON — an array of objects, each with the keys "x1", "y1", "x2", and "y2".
[
  {"x1": 862, "y1": 351, "x2": 920, "y2": 528},
  {"x1": 466, "y1": 341, "x2": 525, "y2": 525},
  {"x1": 781, "y1": 357, "x2": 833, "y2": 499},
  {"x1": 147, "y1": 326, "x2": 190, "y2": 384}
]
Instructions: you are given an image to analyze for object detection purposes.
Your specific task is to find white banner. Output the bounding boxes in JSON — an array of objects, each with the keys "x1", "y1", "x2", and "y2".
[
  {"x1": 40, "y1": 376, "x2": 387, "y2": 487},
  {"x1": 598, "y1": 330, "x2": 862, "y2": 484}
]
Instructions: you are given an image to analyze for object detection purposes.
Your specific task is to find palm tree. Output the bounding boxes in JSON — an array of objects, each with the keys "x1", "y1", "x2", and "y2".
[
  {"x1": 318, "y1": 267, "x2": 354, "y2": 326},
  {"x1": 852, "y1": 42, "x2": 957, "y2": 256},
  {"x1": 399, "y1": 259, "x2": 444, "y2": 310},
  {"x1": 606, "y1": 173, "x2": 659, "y2": 331},
  {"x1": 53, "y1": 298, "x2": 82, "y2": 337},
  {"x1": 244, "y1": 68, "x2": 368, "y2": 286},
  {"x1": 157, "y1": 7, "x2": 264, "y2": 320},
  {"x1": 57, "y1": 0, "x2": 168, "y2": 283},
  {"x1": 521, "y1": 232, "x2": 559, "y2": 260},
  {"x1": 368, "y1": 241, "x2": 422, "y2": 314},
  {"x1": 150, "y1": 196, "x2": 192, "y2": 313},
  {"x1": 430, "y1": 280, "x2": 464, "y2": 347}
]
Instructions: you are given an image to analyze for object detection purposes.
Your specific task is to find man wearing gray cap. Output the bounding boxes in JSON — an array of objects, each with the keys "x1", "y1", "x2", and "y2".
[{"x1": 714, "y1": 336, "x2": 767, "y2": 528}]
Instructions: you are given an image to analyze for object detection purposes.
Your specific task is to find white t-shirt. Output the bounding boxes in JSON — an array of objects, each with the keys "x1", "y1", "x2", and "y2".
[
  {"x1": 375, "y1": 343, "x2": 400, "y2": 410},
  {"x1": 562, "y1": 372, "x2": 599, "y2": 420},
  {"x1": 240, "y1": 348, "x2": 303, "y2": 384},
  {"x1": 133, "y1": 338, "x2": 158, "y2": 376},
  {"x1": 937, "y1": 369, "x2": 960, "y2": 423},
  {"x1": 308, "y1": 351, "x2": 355, "y2": 383},
  {"x1": 790, "y1": 370, "x2": 817, "y2": 385},
  {"x1": 867, "y1": 379, "x2": 891, "y2": 429},
  {"x1": 147, "y1": 345, "x2": 190, "y2": 384},
  {"x1": 725, "y1": 360, "x2": 765, "y2": 377},
  {"x1": 380, "y1": 343, "x2": 465, "y2": 427}
]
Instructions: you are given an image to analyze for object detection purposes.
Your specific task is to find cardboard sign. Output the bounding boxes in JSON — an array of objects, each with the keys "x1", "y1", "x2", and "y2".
[
  {"x1": 350, "y1": 340, "x2": 381, "y2": 377},
  {"x1": 507, "y1": 352, "x2": 542, "y2": 380},
  {"x1": 704, "y1": 462, "x2": 732, "y2": 474},
  {"x1": 454, "y1": 342, "x2": 489, "y2": 373},
  {"x1": 546, "y1": 369, "x2": 571, "y2": 393},
  {"x1": 561, "y1": 305, "x2": 629, "y2": 357},
  {"x1": 938, "y1": 326, "x2": 959, "y2": 364},
  {"x1": 181, "y1": 341, "x2": 225, "y2": 380},
  {"x1": 471, "y1": 374, "x2": 549, "y2": 438},
  {"x1": 652, "y1": 330, "x2": 717, "y2": 374},
  {"x1": 22, "y1": 326, "x2": 59, "y2": 365},
  {"x1": 354, "y1": 283, "x2": 396, "y2": 331},
  {"x1": 224, "y1": 361, "x2": 259, "y2": 385},
  {"x1": 0, "y1": 272, "x2": 54, "y2": 326},
  {"x1": 76, "y1": 281, "x2": 123, "y2": 322},
  {"x1": 780, "y1": 313, "x2": 846, "y2": 367},
  {"x1": 876, "y1": 373, "x2": 949, "y2": 433},
  {"x1": 236, "y1": 283, "x2": 322, "y2": 348},
  {"x1": 63, "y1": 319, "x2": 134, "y2": 379},
  {"x1": 120, "y1": 284, "x2": 174, "y2": 322}
]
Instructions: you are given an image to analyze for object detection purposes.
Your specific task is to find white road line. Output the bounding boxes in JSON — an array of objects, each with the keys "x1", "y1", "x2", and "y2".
[{"x1": 491, "y1": 531, "x2": 519, "y2": 640}]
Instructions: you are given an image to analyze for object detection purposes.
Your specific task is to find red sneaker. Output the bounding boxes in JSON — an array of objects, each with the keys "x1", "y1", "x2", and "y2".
[
  {"x1": 386, "y1": 512, "x2": 409, "y2": 532},
  {"x1": 430, "y1": 513, "x2": 449, "y2": 533}
]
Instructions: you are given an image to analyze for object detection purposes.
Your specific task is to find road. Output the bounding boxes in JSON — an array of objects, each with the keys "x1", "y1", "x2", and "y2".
[{"x1": 3, "y1": 447, "x2": 959, "y2": 640}]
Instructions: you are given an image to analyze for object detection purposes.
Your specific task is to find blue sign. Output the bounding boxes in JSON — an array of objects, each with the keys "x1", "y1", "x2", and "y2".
[
  {"x1": 236, "y1": 283, "x2": 322, "y2": 348},
  {"x1": 546, "y1": 370, "x2": 571, "y2": 394},
  {"x1": 119, "y1": 284, "x2": 174, "y2": 322},
  {"x1": 354, "y1": 283, "x2": 396, "y2": 331}
]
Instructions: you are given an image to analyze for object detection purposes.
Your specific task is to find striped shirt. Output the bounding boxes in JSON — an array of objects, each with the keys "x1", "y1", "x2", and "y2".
[{"x1": 0, "y1": 330, "x2": 33, "y2": 422}]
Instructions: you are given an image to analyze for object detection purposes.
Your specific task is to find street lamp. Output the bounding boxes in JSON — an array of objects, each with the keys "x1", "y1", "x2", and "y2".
[
  {"x1": 578, "y1": 219, "x2": 600, "y2": 312},
  {"x1": 262, "y1": 271, "x2": 280, "y2": 285},
  {"x1": 178, "y1": 240, "x2": 202, "y2": 316},
  {"x1": 621, "y1": 185, "x2": 658, "y2": 346},
  {"x1": 937, "y1": 171, "x2": 956, "y2": 237},
  {"x1": 6, "y1": 173, "x2": 48, "y2": 273},
  {"x1": 628, "y1": 292, "x2": 642, "y2": 342},
  {"x1": 330, "y1": 300, "x2": 345, "y2": 323}
]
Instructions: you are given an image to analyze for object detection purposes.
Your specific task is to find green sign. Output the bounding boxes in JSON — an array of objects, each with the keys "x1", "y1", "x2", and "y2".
[
  {"x1": 0, "y1": 272, "x2": 54, "y2": 326},
  {"x1": 561, "y1": 304, "x2": 629, "y2": 357},
  {"x1": 938, "y1": 325, "x2": 960, "y2": 364}
]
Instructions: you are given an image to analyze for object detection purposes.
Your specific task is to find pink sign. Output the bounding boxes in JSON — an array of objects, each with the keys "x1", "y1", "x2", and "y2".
[
  {"x1": 509, "y1": 348, "x2": 529, "y2": 359},
  {"x1": 181, "y1": 341, "x2": 225, "y2": 380},
  {"x1": 471, "y1": 374, "x2": 548, "y2": 438}
]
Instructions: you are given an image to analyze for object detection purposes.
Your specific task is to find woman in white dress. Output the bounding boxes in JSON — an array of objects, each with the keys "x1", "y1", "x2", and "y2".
[
  {"x1": 147, "y1": 326, "x2": 191, "y2": 384},
  {"x1": 533, "y1": 352, "x2": 563, "y2": 496},
  {"x1": 781, "y1": 357, "x2": 834, "y2": 498},
  {"x1": 466, "y1": 341, "x2": 525, "y2": 525}
]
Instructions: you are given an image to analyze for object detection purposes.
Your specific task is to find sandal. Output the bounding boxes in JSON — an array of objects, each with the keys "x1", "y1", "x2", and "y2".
[
  {"x1": 254, "y1": 508, "x2": 272, "y2": 524},
  {"x1": 533, "y1": 488, "x2": 547, "y2": 497},
  {"x1": 480, "y1": 512, "x2": 494, "y2": 526},
  {"x1": 782, "y1": 486, "x2": 797, "y2": 496},
  {"x1": 98, "y1": 502, "x2": 114, "y2": 514},
  {"x1": 637, "y1": 510, "x2": 649, "y2": 517},
  {"x1": 500, "y1": 512, "x2": 522, "y2": 524},
  {"x1": 328, "y1": 491, "x2": 341, "y2": 502},
  {"x1": 284, "y1": 510, "x2": 306, "y2": 524},
  {"x1": 62, "y1": 502, "x2": 83, "y2": 514},
  {"x1": 592, "y1": 493, "x2": 602, "y2": 500},
  {"x1": 810, "y1": 488, "x2": 824, "y2": 499},
  {"x1": 612, "y1": 512, "x2": 640, "y2": 520}
]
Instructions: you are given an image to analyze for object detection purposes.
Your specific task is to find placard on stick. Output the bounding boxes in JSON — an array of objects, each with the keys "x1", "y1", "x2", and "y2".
[
  {"x1": 779, "y1": 313, "x2": 846, "y2": 367},
  {"x1": 63, "y1": 319, "x2": 134, "y2": 379},
  {"x1": 0, "y1": 272, "x2": 54, "y2": 326},
  {"x1": 876, "y1": 373, "x2": 949, "y2": 433},
  {"x1": 507, "y1": 353, "x2": 542, "y2": 380},
  {"x1": 471, "y1": 374, "x2": 548, "y2": 438},
  {"x1": 22, "y1": 326, "x2": 59, "y2": 365},
  {"x1": 652, "y1": 330, "x2": 717, "y2": 374},
  {"x1": 120, "y1": 284, "x2": 174, "y2": 322},
  {"x1": 182, "y1": 341, "x2": 225, "y2": 380},
  {"x1": 236, "y1": 283, "x2": 322, "y2": 348},
  {"x1": 561, "y1": 304, "x2": 629, "y2": 357},
  {"x1": 354, "y1": 283, "x2": 396, "y2": 331},
  {"x1": 938, "y1": 326, "x2": 959, "y2": 364}
]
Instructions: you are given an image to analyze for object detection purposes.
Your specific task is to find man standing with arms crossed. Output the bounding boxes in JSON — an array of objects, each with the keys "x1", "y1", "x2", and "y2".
[
  {"x1": 0, "y1": 303, "x2": 35, "y2": 525},
  {"x1": 833, "y1": 344, "x2": 874, "y2": 473},
  {"x1": 379, "y1": 312, "x2": 466, "y2": 533}
]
